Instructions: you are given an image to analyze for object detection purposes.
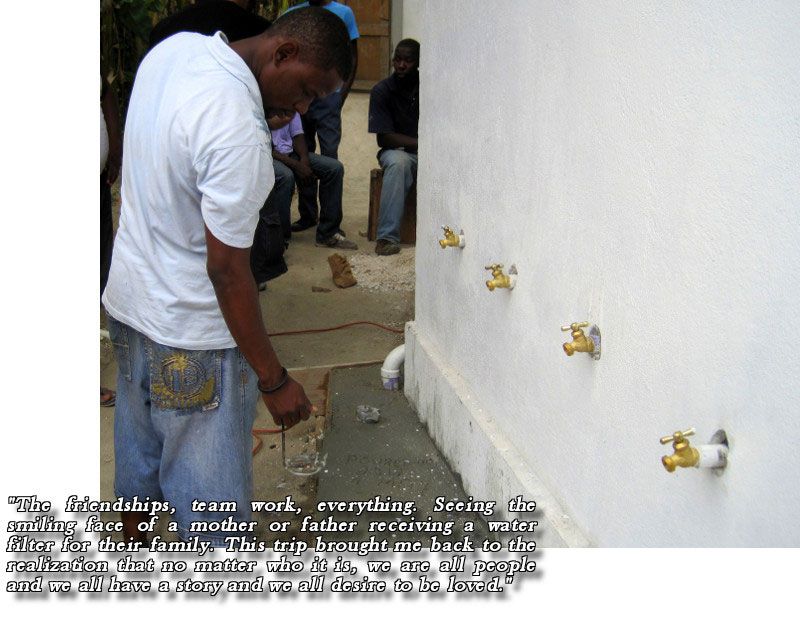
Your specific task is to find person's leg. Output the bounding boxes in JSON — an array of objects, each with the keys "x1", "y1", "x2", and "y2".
[
  {"x1": 109, "y1": 317, "x2": 163, "y2": 543},
  {"x1": 251, "y1": 161, "x2": 293, "y2": 284},
  {"x1": 100, "y1": 174, "x2": 114, "y2": 295},
  {"x1": 311, "y1": 92, "x2": 343, "y2": 160},
  {"x1": 250, "y1": 197, "x2": 271, "y2": 284},
  {"x1": 101, "y1": 173, "x2": 117, "y2": 406},
  {"x1": 295, "y1": 158, "x2": 320, "y2": 229},
  {"x1": 376, "y1": 150, "x2": 418, "y2": 243},
  {"x1": 298, "y1": 94, "x2": 341, "y2": 228},
  {"x1": 271, "y1": 160, "x2": 295, "y2": 240},
  {"x1": 249, "y1": 209, "x2": 289, "y2": 288},
  {"x1": 146, "y1": 339, "x2": 260, "y2": 548},
  {"x1": 292, "y1": 144, "x2": 319, "y2": 229},
  {"x1": 309, "y1": 153, "x2": 345, "y2": 242},
  {"x1": 300, "y1": 109, "x2": 318, "y2": 155}
]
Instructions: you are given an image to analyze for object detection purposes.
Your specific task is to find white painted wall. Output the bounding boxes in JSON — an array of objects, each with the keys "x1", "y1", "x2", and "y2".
[
  {"x1": 407, "y1": 0, "x2": 800, "y2": 546},
  {"x1": 400, "y1": 0, "x2": 422, "y2": 43}
]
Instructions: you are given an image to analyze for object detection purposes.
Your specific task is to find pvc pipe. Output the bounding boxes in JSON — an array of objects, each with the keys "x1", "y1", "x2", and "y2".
[
  {"x1": 697, "y1": 444, "x2": 728, "y2": 469},
  {"x1": 381, "y1": 344, "x2": 405, "y2": 390}
]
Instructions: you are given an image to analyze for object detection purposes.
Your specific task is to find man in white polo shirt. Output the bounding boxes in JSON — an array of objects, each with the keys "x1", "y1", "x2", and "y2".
[{"x1": 102, "y1": 7, "x2": 351, "y2": 545}]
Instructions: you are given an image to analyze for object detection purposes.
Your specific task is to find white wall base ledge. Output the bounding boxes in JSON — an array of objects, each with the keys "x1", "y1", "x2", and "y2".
[{"x1": 404, "y1": 321, "x2": 591, "y2": 548}]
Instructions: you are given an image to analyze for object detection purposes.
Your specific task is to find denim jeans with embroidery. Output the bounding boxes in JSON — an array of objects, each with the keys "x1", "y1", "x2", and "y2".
[{"x1": 108, "y1": 316, "x2": 260, "y2": 547}]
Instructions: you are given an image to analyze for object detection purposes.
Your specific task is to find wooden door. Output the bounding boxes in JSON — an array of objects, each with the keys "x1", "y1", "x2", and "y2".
[{"x1": 343, "y1": 0, "x2": 391, "y2": 91}]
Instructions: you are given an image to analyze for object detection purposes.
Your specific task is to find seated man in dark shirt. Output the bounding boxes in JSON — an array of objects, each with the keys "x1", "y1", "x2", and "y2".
[{"x1": 367, "y1": 39, "x2": 419, "y2": 256}]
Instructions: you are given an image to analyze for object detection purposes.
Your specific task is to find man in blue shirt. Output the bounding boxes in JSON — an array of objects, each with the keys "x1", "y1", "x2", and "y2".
[{"x1": 285, "y1": 1, "x2": 359, "y2": 232}]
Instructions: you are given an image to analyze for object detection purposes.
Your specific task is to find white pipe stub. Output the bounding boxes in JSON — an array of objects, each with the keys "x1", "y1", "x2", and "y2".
[
  {"x1": 381, "y1": 344, "x2": 405, "y2": 390},
  {"x1": 697, "y1": 444, "x2": 728, "y2": 470}
]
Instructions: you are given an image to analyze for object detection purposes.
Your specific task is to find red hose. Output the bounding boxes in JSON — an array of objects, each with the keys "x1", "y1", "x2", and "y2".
[{"x1": 268, "y1": 320, "x2": 403, "y2": 337}]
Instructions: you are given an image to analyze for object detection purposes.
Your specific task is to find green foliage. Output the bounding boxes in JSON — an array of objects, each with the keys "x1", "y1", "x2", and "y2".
[
  {"x1": 100, "y1": 0, "x2": 190, "y2": 115},
  {"x1": 100, "y1": 0, "x2": 293, "y2": 117}
]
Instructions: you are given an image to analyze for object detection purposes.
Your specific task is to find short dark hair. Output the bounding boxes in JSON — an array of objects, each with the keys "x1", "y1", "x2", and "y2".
[
  {"x1": 395, "y1": 38, "x2": 420, "y2": 62},
  {"x1": 269, "y1": 7, "x2": 352, "y2": 81}
]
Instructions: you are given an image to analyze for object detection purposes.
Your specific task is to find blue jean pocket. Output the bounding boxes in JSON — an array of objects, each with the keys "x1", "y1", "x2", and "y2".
[{"x1": 147, "y1": 342, "x2": 221, "y2": 413}]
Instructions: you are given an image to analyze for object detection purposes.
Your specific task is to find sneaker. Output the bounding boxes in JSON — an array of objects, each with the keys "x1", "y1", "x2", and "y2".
[
  {"x1": 316, "y1": 233, "x2": 358, "y2": 250},
  {"x1": 337, "y1": 228, "x2": 347, "y2": 237},
  {"x1": 291, "y1": 219, "x2": 316, "y2": 232},
  {"x1": 375, "y1": 239, "x2": 401, "y2": 256}
]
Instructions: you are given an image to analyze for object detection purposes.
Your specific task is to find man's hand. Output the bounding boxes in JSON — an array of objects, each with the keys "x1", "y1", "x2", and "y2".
[
  {"x1": 272, "y1": 151, "x2": 315, "y2": 185},
  {"x1": 293, "y1": 159, "x2": 315, "y2": 185},
  {"x1": 377, "y1": 132, "x2": 418, "y2": 152},
  {"x1": 261, "y1": 376, "x2": 313, "y2": 429},
  {"x1": 266, "y1": 109, "x2": 294, "y2": 130}
]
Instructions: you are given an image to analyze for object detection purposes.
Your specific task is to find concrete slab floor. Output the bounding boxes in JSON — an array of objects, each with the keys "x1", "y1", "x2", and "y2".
[
  {"x1": 100, "y1": 93, "x2": 472, "y2": 543},
  {"x1": 315, "y1": 364, "x2": 490, "y2": 544}
]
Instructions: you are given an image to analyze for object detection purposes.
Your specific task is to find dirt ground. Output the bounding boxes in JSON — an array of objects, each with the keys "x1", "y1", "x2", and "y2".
[{"x1": 99, "y1": 92, "x2": 416, "y2": 534}]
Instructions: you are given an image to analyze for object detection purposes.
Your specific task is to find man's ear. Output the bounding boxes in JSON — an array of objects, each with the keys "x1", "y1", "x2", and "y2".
[{"x1": 274, "y1": 40, "x2": 300, "y2": 67}]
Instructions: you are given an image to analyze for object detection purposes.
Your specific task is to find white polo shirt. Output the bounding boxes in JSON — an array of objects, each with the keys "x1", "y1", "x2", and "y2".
[{"x1": 103, "y1": 32, "x2": 273, "y2": 349}]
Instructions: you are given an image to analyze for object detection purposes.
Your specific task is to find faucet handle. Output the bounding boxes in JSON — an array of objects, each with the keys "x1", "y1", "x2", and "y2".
[
  {"x1": 561, "y1": 322, "x2": 589, "y2": 332},
  {"x1": 485, "y1": 264, "x2": 504, "y2": 272},
  {"x1": 659, "y1": 428, "x2": 695, "y2": 445}
]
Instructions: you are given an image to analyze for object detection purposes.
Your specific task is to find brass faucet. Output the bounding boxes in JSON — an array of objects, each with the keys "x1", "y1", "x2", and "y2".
[
  {"x1": 439, "y1": 226, "x2": 461, "y2": 248},
  {"x1": 660, "y1": 428, "x2": 700, "y2": 472},
  {"x1": 561, "y1": 322, "x2": 595, "y2": 356},
  {"x1": 485, "y1": 264, "x2": 513, "y2": 290}
]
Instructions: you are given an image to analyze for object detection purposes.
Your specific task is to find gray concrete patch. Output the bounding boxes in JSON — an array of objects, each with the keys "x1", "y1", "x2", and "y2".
[{"x1": 315, "y1": 364, "x2": 490, "y2": 544}]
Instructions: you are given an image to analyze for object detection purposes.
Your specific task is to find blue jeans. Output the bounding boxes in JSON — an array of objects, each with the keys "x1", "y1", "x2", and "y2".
[
  {"x1": 108, "y1": 317, "x2": 260, "y2": 547},
  {"x1": 377, "y1": 149, "x2": 418, "y2": 243},
  {"x1": 301, "y1": 91, "x2": 342, "y2": 159},
  {"x1": 299, "y1": 92, "x2": 342, "y2": 228},
  {"x1": 271, "y1": 159, "x2": 297, "y2": 239},
  {"x1": 250, "y1": 184, "x2": 287, "y2": 284},
  {"x1": 272, "y1": 152, "x2": 345, "y2": 242}
]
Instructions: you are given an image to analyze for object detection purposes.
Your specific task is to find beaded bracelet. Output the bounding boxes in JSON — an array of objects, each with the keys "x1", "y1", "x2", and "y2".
[{"x1": 257, "y1": 367, "x2": 289, "y2": 394}]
